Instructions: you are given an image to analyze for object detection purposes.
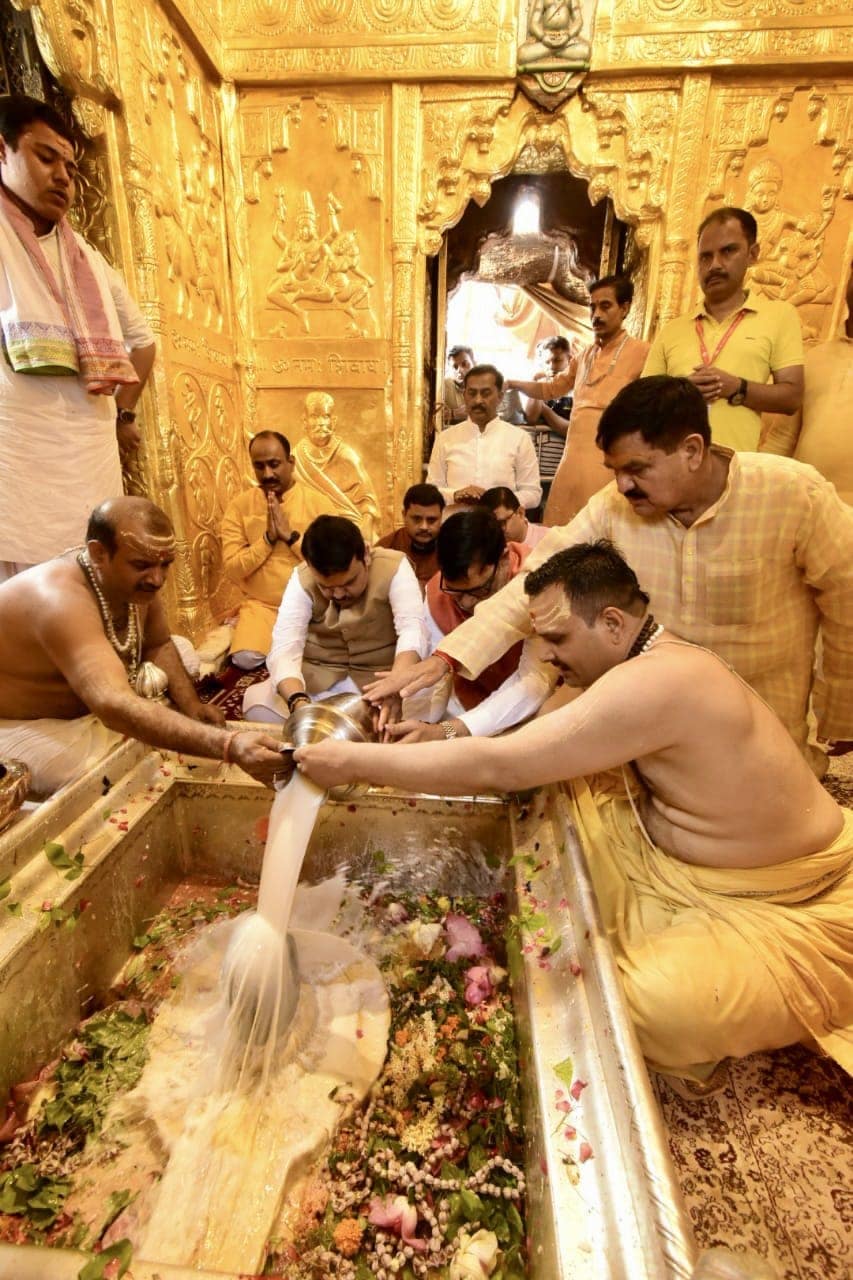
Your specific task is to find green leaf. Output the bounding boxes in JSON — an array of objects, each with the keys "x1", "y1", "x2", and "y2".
[
  {"x1": 132, "y1": 933, "x2": 151, "y2": 949},
  {"x1": 77, "y1": 1238, "x2": 133, "y2": 1280},
  {"x1": 100, "y1": 1189, "x2": 134, "y2": 1236},
  {"x1": 44, "y1": 841, "x2": 72, "y2": 869},
  {"x1": 0, "y1": 879, "x2": 11, "y2": 901},
  {"x1": 554, "y1": 1056, "x2": 574, "y2": 1090}
]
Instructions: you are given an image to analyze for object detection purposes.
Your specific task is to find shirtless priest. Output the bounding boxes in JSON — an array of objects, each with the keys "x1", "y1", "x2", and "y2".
[
  {"x1": 295, "y1": 541, "x2": 853, "y2": 1082},
  {"x1": 0, "y1": 497, "x2": 286, "y2": 796}
]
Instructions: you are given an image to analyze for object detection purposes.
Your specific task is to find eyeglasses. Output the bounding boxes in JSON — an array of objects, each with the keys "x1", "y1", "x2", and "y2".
[{"x1": 440, "y1": 562, "x2": 500, "y2": 601}]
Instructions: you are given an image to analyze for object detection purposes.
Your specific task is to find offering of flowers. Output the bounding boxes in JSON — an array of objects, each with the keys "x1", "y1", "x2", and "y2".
[{"x1": 267, "y1": 890, "x2": 527, "y2": 1279}]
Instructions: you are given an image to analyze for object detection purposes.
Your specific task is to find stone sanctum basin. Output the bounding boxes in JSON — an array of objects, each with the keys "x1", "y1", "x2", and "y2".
[{"x1": 0, "y1": 738, "x2": 696, "y2": 1279}]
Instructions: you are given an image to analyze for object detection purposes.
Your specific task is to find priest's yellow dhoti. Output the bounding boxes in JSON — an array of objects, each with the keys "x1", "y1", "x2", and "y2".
[{"x1": 568, "y1": 774, "x2": 853, "y2": 1080}]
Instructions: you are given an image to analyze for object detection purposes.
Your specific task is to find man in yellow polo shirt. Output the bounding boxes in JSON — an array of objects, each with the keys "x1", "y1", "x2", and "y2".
[{"x1": 643, "y1": 207, "x2": 803, "y2": 451}]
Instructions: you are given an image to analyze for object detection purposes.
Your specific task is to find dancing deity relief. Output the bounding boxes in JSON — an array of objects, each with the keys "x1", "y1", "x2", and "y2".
[
  {"x1": 743, "y1": 159, "x2": 836, "y2": 324},
  {"x1": 292, "y1": 392, "x2": 380, "y2": 542},
  {"x1": 265, "y1": 188, "x2": 376, "y2": 337}
]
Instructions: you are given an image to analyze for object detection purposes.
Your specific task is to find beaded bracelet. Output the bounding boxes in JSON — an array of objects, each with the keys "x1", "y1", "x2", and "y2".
[{"x1": 221, "y1": 729, "x2": 242, "y2": 763}]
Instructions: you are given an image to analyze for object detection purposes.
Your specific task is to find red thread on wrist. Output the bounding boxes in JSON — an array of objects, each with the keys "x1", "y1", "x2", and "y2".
[{"x1": 434, "y1": 650, "x2": 458, "y2": 673}]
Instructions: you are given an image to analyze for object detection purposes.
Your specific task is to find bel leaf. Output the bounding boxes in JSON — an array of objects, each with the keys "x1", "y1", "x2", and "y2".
[
  {"x1": 554, "y1": 1055, "x2": 574, "y2": 1090},
  {"x1": 44, "y1": 841, "x2": 72, "y2": 870}
]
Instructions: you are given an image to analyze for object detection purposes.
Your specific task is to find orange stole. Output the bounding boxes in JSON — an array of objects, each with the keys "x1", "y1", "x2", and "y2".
[{"x1": 427, "y1": 542, "x2": 530, "y2": 711}]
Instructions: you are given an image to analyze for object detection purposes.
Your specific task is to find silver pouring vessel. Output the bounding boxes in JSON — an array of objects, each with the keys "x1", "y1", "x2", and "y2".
[{"x1": 283, "y1": 691, "x2": 379, "y2": 799}]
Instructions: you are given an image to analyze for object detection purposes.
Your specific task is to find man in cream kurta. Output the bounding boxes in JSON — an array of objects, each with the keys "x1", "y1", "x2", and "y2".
[
  {"x1": 0, "y1": 95, "x2": 155, "y2": 577},
  {"x1": 220, "y1": 431, "x2": 335, "y2": 667},
  {"x1": 372, "y1": 377, "x2": 853, "y2": 773},
  {"x1": 427, "y1": 364, "x2": 541, "y2": 512},
  {"x1": 507, "y1": 277, "x2": 648, "y2": 525}
]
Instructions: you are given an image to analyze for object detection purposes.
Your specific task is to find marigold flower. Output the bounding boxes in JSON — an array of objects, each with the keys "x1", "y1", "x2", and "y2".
[{"x1": 333, "y1": 1216, "x2": 365, "y2": 1257}]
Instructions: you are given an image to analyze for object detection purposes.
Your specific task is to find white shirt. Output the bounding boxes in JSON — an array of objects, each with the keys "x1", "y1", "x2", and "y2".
[
  {"x1": 267, "y1": 556, "x2": 428, "y2": 686},
  {"x1": 424, "y1": 609, "x2": 555, "y2": 737},
  {"x1": 426, "y1": 417, "x2": 542, "y2": 510}
]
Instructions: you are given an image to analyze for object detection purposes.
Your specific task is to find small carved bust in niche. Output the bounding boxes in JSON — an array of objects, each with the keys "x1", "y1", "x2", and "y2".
[{"x1": 292, "y1": 392, "x2": 380, "y2": 542}]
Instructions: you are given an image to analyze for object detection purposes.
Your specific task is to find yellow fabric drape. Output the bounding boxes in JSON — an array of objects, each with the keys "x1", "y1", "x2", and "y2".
[
  {"x1": 521, "y1": 282, "x2": 593, "y2": 348},
  {"x1": 568, "y1": 772, "x2": 853, "y2": 1081}
]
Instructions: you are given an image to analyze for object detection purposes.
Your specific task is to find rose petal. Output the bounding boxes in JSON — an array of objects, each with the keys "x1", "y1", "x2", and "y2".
[
  {"x1": 445, "y1": 912, "x2": 487, "y2": 962},
  {"x1": 570, "y1": 1079, "x2": 587, "y2": 1100}
]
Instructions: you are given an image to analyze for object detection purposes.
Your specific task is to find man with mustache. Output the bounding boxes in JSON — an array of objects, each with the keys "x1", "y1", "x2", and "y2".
[
  {"x1": 363, "y1": 376, "x2": 853, "y2": 774},
  {"x1": 220, "y1": 431, "x2": 335, "y2": 670},
  {"x1": 426, "y1": 364, "x2": 541, "y2": 513},
  {"x1": 506, "y1": 277, "x2": 648, "y2": 524},
  {"x1": 297, "y1": 541, "x2": 853, "y2": 1084},
  {"x1": 642, "y1": 206, "x2": 804, "y2": 452},
  {"x1": 0, "y1": 497, "x2": 286, "y2": 796},
  {"x1": 0, "y1": 95, "x2": 156, "y2": 579}
]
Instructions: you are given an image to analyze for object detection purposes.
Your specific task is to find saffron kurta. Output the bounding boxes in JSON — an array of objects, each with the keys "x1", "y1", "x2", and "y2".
[
  {"x1": 220, "y1": 484, "x2": 336, "y2": 657},
  {"x1": 534, "y1": 334, "x2": 649, "y2": 526}
]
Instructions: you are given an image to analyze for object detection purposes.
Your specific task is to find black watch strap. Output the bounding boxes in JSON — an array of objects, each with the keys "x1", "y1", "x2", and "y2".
[
  {"x1": 116, "y1": 407, "x2": 137, "y2": 424},
  {"x1": 287, "y1": 690, "x2": 311, "y2": 713}
]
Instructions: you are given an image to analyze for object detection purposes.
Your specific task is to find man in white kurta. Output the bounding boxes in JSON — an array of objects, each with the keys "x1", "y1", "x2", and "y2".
[
  {"x1": 427, "y1": 364, "x2": 541, "y2": 512},
  {"x1": 0, "y1": 95, "x2": 155, "y2": 577}
]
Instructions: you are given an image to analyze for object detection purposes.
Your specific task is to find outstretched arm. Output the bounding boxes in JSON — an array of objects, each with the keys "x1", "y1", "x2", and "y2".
[
  {"x1": 297, "y1": 656, "x2": 674, "y2": 793},
  {"x1": 36, "y1": 592, "x2": 284, "y2": 784}
]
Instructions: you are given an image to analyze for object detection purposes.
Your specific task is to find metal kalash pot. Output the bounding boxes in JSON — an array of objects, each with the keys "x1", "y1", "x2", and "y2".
[{"x1": 283, "y1": 691, "x2": 378, "y2": 800}]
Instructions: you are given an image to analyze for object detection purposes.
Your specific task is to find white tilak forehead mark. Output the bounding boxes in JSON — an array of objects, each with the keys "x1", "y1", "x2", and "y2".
[
  {"x1": 118, "y1": 530, "x2": 177, "y2": 559},
  {"x1": 529, "y1": 591, "x2": 574, "y2": 633}
]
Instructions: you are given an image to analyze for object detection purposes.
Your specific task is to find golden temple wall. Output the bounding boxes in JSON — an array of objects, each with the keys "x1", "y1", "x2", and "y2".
[{"x1": 17, "y1": 0, "x2": 852, "y2": 639}]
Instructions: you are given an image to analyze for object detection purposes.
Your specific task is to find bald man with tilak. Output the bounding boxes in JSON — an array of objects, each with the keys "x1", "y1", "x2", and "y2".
[{"x1": 0, "y1": 496, "x2": 286, "y2": 796}]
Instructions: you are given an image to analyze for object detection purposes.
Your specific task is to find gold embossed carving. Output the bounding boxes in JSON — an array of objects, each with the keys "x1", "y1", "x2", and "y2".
[
  {"x1": 594, "y1": 0, "x2": 853, "y2": 70},
  {"x1": 243, "y1": 92, "x2": 386, "y2": 351},
  {"x1": 111, "y1": 0, "x2": 244, "y2": 636},
  {"x1": 702, "y1": 84, "x2": 852, "y2": 341},
  {"x1": 418, "y1": 83, "x2": 676, "y2": 330},
  {"x1": 22, "y1": 0, "x2": 121, "y2": 105},
  {"x1": 242, "y1": 88, "x2": 394, "y2": 529},
  {"x1": 220, "y1": 0, "x2": 516, "y2": 82}
]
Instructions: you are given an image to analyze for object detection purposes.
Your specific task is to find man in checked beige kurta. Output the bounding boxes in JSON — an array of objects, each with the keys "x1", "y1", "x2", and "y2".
[
  {"x1": 507, "y1": 276, "x2": 647, "y2": 525},
  {"x1": 366, "y1": 377, "x2": 853, "y2": 775}
]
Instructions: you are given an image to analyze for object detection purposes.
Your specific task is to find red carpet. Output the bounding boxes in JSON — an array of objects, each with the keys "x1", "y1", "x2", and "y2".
[{"x1": 196, "y1": 664, "x2": 268, "y2": 721}]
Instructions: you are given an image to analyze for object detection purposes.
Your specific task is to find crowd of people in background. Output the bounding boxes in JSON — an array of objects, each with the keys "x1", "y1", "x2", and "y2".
[{"x1": 2, "y1": 89, "x2": 852, "y2": 1083}]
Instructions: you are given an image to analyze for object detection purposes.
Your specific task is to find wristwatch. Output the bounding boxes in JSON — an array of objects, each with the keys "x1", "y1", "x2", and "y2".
[
  {"x1": 285, "y1": 530, "x2": 300, "y2": 547},
  {"x1": 727, "y1": 378, "x2": 748, "y2": 407},
  {"x1": 116, "y1": 407, "x2": 137, "y2": 424},
  {"x1": 286, "y1": 691, "x2": 311, "y2": 714},
  {"x1": 440, "y1": 721, "x2": 458, "y2": 740}
]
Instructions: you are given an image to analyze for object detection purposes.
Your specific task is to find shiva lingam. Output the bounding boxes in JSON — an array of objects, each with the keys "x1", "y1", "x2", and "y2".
[
  {"x1": 0, "y1": 759, "x2": 30, "y2": 831},
  {"x1": 283, "y1": 691, "x2": 379, "y2": 800}
]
